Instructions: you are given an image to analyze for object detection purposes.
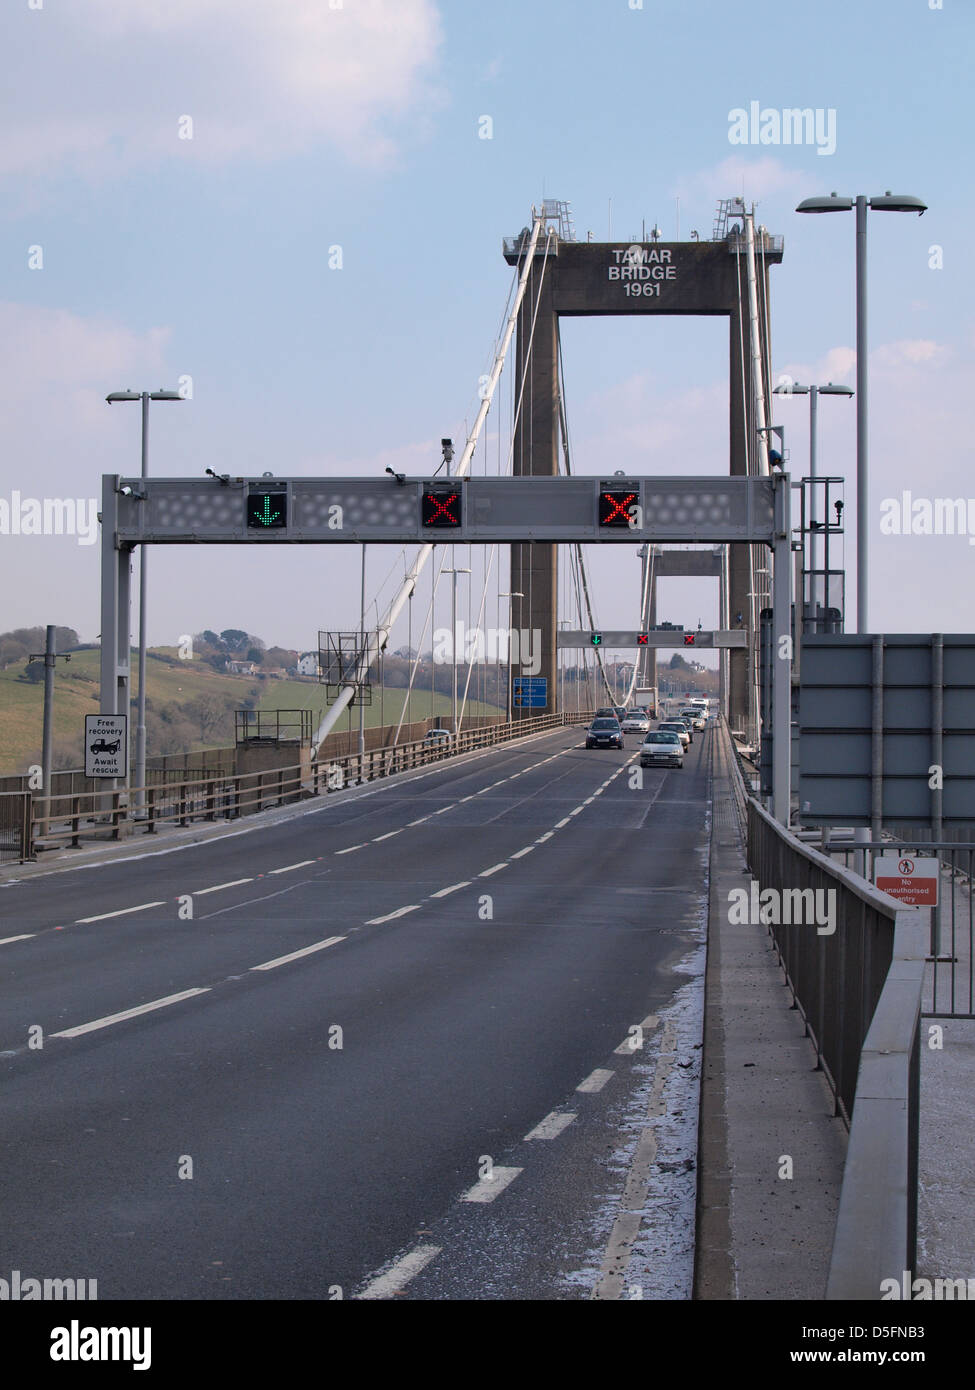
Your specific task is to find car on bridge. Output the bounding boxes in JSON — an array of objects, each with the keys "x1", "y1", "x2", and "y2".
[
  {"x1": 658, "y1": 720, "x2": 691, "y2": 748},
  {"x1": 621, "y1": 711, "x2": 650, "y2": 733},
  {"x1": 585, "y1": 717, "x2": 624, "y2": 750},
  {"x1": 639, "y1": 730, "x2": 684, "y2": 768},
  {"x1": 679, "y1": 708, "x2": 707, "y2": 731}
]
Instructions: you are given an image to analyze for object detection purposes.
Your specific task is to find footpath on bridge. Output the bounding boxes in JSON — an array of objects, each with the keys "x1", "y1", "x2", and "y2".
[{"x1": 698, "y1": 720, "x2": 975, "y2": 1301}]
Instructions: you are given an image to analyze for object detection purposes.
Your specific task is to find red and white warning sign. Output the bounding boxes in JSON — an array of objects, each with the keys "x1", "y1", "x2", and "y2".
[{"x1": 874, "y1": 856, "x2": 939, "y2": 907}]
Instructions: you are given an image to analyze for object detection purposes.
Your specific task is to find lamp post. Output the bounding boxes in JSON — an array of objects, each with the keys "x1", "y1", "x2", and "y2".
[
  {"x1": 105, "y1": 389, "x2": 184, "y2": 811},
  {"x1": 795, "y1": 193, "x2": 926, "y2": 633},
  {"x1": 498, "y1": 591, "x2": 523, "y2": 722}
]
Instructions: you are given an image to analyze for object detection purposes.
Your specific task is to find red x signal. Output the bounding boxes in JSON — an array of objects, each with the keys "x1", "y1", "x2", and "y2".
[
  {"x1": 683, "y1": 633, "x2": 696, "y2": 646},
  {"x1": 598, "y1": 489, "x2": 638, "y2": 528},
  {"x1": 636, "y1": 633, "x2": 648, "y2": 646},
  {"x1": 421, "y1": 489, "x2": 462, "y2": 528}
]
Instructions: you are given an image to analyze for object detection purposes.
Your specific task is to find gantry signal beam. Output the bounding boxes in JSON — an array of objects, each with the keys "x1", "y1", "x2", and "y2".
[{"x1": 108, "y1": 474, "x2": 776, "y2": 545}]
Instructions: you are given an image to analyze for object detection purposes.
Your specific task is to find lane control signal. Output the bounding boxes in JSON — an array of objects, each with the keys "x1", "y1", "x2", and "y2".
[
  {"x1": 421, "y1": 487, "x2": 463, "y2": 528},
  {"x1": 598, "y1": 488, "x2": 638, "y2": 528},
  {"x1": 247, "y1": 487, "x2": 287, "y2": 529}
]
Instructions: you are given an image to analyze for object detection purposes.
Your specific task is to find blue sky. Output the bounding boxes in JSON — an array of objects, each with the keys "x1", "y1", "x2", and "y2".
[{"x1": 0, "y1": 0, "x2": 970, "y2": 660}]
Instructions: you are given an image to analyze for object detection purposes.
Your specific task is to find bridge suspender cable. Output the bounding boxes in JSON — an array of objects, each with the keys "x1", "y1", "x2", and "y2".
[{"x1": 310, "y1": 212, "x2": 549, "y2": 758}]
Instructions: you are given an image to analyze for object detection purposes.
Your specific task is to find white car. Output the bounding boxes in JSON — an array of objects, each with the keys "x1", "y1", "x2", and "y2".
[
  {"x1": 658, "y1": 720, "x2": 691, "y2": 748},
  {"x1": 679, "y1": 708, "x2": 707, "y2": 731},
  {"x1": 621, "y1": 712, "x2": 650, "y2": 733},
  {"x1": 640, "y1": 731, "x2": 684, "y2": 768}
]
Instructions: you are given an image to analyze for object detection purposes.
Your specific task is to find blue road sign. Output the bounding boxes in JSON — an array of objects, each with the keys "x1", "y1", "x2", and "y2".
[{"x1": 512, "y1": 677, "x2": 548, "y2": 708}]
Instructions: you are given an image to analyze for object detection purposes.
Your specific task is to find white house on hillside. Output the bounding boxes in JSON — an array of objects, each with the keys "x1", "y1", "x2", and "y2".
[{"x1": 296, "y1": 652, "x2": 320, "y2": 677}]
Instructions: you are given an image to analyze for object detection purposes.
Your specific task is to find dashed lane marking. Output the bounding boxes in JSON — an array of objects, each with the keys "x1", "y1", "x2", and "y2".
[
  {"x1": 357, "y1": 1244, "x2": 441, "y2": 1300},
  {"x1": 267, "y1": 860, "x2": 317, "y2": 875},
  {"x1": 250, "y1": 936, "x2": 346, "y2": 971},
  {"x1": 74, "y1": 901, "x2": 165, "y2": 924},
  {"x1": 365, "y1": 905, "x2": 421, "y2": 924},
  {"x1": 577, "y1": 1068, "x2": 615, "y2": 1093},
  {"x1": 0, "y1": 934, "x2": 35, "y2": 946},
  {"x1": 194, "y1": 879, "x2": 253, "y2": 895},
  {"x1": 51, "y1": 987, "x2": 211, "y2": 1039},
  {"x1": 524, "y1": 1111, "x2": 576, "y2": 1141},
  {"x1": 460, "y1": 1167, "x2": 523, "y2": 1203},
  {"x1": 335, "y1": 845, "x2": 367, "y2": 855},
  {"x1": 478, "y1": 863, "x2": 508, "y2": 878},
  {"x1": 510, "y1": 846, "x2": 534, "y2": 860},
  {"x1": 429, "y1": 882, "x2": 471, "y2": 899}
]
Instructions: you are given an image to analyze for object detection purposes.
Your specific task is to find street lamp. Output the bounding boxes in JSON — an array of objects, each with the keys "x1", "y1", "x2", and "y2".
[
  {"x1": 498, "y1": 591, "x2": 524, "y2": 723},
  {"x1": 795, "y1": 192, "x2": 926, "y2": 632},
  {"x1": 105, "y1": 389, "x2": 185, "y2": 810}
]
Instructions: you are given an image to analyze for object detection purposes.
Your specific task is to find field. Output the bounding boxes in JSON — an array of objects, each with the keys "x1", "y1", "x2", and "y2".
[{"x1": 0, "y1": 647, "x2": 502, "y2": 775}]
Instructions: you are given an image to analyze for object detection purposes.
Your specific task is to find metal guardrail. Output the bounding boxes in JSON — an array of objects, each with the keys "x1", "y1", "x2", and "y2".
[
  {"x1": 819, "y1": 837, "x2": 975, "y2": 1020},
  {"x1": 13, "y1": 712, "x2": 590, "y2": 860},
  {"x1": 741, "y1": 787, "x2": 924, "y2": 1298}
]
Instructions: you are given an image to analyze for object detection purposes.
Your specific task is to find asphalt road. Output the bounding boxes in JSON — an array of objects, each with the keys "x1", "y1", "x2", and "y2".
[{"x1": 0, "y1": 723, "x2": 713, "y2": 1299}]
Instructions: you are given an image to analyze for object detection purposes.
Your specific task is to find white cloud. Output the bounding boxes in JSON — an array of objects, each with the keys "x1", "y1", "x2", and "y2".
[
  {"x1": 671, "y1": 156, "x2": 807, "y2": 212},
  {"x1": 1, "y1": 0, "x2": 445, "y2": 185}
]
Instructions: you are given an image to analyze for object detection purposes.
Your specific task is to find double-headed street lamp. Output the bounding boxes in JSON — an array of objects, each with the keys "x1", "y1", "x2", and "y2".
[
  {"x1": 105, "y1": 389, "x2": 185, "y2": 810},
  {"x1": 795, "y1": 193, "x2": 926, "y2": 632}
]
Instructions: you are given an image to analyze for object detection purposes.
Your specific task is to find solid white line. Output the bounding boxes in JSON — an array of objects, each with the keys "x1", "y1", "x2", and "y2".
[
  {"x1": 510, "y1": 846, "x2": 534, "y2": 859},
  {"x1": 250, "y1": 935, "x2": 346, "y2": 971},
  {"x1": 525, "y1": 1111, "x2": 576, "y2": 1141},
  {"x1": 372, "y1": 831, "x2": 401, "y2": 841},
  {"x1": 535, "y1": 831, "x2": 554, "y2": 843},
  {"x1": 0, "y1": 934, "x2": 35, "y2": 946},
  {"x1": 430, "y1": 881, "x2": 471, "y2": 899},
  {"x1": 52, "y1": 987, "x2": 210, "y2": 1039},
  {"x1": 460, "y1": 1167, "x2": 523, "y2": 1203},
  {"x1": 366, "y1": 905, "x2": 420, "y2": 924},
  {"x1": 194, "y1": 878, "x2": 254, "y2": 895},
  {"x1": 554, "y1": 818, "x2": 571, "y2": 829},
  {"x1": 358, "y1": 1244, "x2": 441, "y2": 1300},
  {"x1": 577, "y1": 1068, "x2": 614, "y2": 1093},
  {"x1": 267, "y1": 860, "x2": 316, "y2": 875},
  {"x1": 479, "y1": 863, "x2": 508, "y2": 877},
  {"x1": 75, "y1": 901, "x2": 165, "y2": 924},
  {"x1": 335, "y1": 844, "x2": 367, "y2": 855}
]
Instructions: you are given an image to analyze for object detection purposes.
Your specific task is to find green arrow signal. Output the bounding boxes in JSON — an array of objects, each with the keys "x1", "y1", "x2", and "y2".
[
  {"x1": 591, "y1": 633, "x2": 602, "y2": 646},
  {"x1": 254, "y1": 495, "x2": 280, "y2": 526}
]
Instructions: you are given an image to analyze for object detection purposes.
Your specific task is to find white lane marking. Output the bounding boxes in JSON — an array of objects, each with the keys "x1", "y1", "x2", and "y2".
[
  {"x1": 569, "y1": 807, "x2": 583, "y2": 816},
  {"x1": 372, "y1": 831, "x2": 402, "y2": 841},
  {"x1": 525, "y1": 1111, "x2": 576, "y2": 1141},
  {"x1": 479, "y1": 863, "x2": 507, "y2": 877},
  {"x1": 577, "y1": 1068, "x2": 614, "y2": 1093},
  {"x1": 460, "y1": 1167, "x2": 523, "y2": 1203},
  {"x1": 52, "y1": 987, "x2": 210, "y2": 1039},
  {"x1": 510, "y1": 846, "x2": 534, "y2": 860},
  {"x1": 0, "y1": 934, "x2": 35, "y2": 946},
  {"x1": 615, "y1": 1035, "x2": 643, "y2": 1055},
  {"x1": 335, "y1": 844, "x2": 367, "y2": 855},
  {"x1": 584, "y1": 797, "x2": 595, "y2": 805},
  {"x1": 267, "y1": 860, "x2": 316, "y2": 875},
  {"x1": 430, "y1": 881, "x2": 471, "y2": 899},
  {"x1": 358, "y1": 1244, "x2": 441, "y2": 1300},
  {"x1": 433, "y1": 806, "x2": 453, "y2": 815},
  {"x1": 535, "y1": 831, "x2": 554, "y2": 844},
  {"x1": 250, "y1": 935, "x2": 346, "y2": 971},
  {"x1": 553, "y1": 818, "x2": 571, "y2": 829},
  {"x1": 194, "y1": 878, "x2": 253, "y2": 896},
  {"x1": 75, "y1": 901, "x2": 165, "y2": 924},
  {"x1": 407, "y1": 818, "x2": 429, "y2": 826},
  {"x1": 366, "y1": 905, "x2": 421, "y2": 924},
  {"x1": 459, "y1": 796, "x2": 474, "y2": 803}
]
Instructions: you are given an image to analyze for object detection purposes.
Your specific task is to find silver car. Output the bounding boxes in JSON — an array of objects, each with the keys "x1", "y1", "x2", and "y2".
[{"x1": 640, "y1": 731, "x2": 684, "y2": 768}]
